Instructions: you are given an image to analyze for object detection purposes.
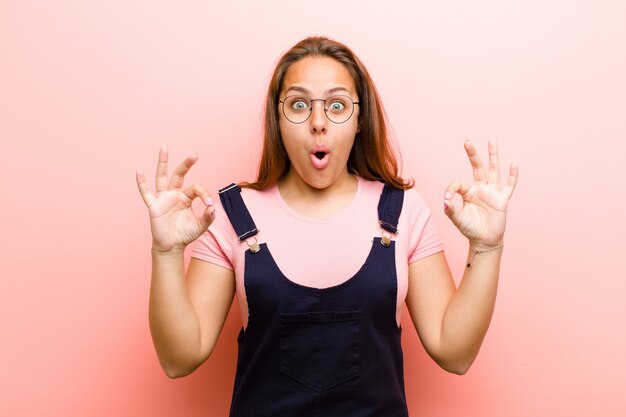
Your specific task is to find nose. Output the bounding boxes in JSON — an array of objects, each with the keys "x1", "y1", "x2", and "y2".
[{"x1": 309, "y1": 99, "x2": 327, "y2": 134}]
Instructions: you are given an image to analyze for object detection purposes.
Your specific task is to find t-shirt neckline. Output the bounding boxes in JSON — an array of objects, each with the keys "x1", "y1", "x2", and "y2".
[{"x1": 270, "y1": 176, "x2": 363, "y2": 224}]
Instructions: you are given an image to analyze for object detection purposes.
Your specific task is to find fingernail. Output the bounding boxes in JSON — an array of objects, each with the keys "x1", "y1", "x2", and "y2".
[
  {"x1": 444, "y1": 192, "x2": 451, "y2": 200},
  {"x1": 205, "y1": 197, "x2": 213, "y2": 206}
]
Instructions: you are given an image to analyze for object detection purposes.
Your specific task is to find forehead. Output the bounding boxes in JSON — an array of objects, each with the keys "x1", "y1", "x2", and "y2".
[{"x1": 281, "y1": 56, "x2": 356, "y2": 96}]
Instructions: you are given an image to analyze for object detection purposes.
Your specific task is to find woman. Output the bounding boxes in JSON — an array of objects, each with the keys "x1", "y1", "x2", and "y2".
[{"x1": 136, "y1": 36, "x2": 518, "y2": 416}]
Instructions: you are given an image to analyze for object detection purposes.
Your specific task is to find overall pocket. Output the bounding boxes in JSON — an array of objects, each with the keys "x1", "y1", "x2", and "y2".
[{"x1": 279, "y1": 311, "x2": 362, "y2": 392}]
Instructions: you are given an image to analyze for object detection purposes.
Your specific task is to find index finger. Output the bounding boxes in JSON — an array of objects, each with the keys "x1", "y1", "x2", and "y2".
[{"x1": 168, "y1": 153, "x2": 199, "y2": 190}]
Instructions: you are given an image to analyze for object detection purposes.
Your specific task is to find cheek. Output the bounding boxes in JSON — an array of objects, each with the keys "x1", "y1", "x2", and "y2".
[
  {"x1": 342, "y1": 137, "x2": 357, "y2": 155},
  {"x1": 340, "y1": 123, "x2": 359, "y2": 148},
  {"x1": 278, "y1": 122, "x2": 305, "y2": 157},
  {"x1": 278, "y1": 117, "x2": 291, "y2": 136}
]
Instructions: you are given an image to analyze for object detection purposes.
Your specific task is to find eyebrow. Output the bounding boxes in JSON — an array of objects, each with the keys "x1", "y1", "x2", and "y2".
[{"x1": 284, "y1": 86, "x2": 353, "y2": 95}]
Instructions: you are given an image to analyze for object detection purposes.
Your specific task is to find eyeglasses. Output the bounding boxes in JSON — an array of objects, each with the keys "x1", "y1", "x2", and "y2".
[{"x1": 279, "y1": 95, "x2": 359, "y2": 124}]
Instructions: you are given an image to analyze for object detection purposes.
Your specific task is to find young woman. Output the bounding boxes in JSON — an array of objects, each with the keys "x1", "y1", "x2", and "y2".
[{"x1": 136, "y1": 36, "x2": 518, "y2": 416}]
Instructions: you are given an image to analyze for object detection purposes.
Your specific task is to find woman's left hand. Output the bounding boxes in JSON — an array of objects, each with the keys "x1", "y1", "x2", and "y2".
[{"x1": 443, "y1": 140, "x2": 518, "y2": 248}]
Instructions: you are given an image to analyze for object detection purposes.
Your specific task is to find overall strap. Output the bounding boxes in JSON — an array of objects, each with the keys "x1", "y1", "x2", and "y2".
[
  {"x1": 377, "y1": 183, "x2": 405, "y2": 235},
  {"x1": 218, "y1": 183, "x2": 259, "y2": 241}
]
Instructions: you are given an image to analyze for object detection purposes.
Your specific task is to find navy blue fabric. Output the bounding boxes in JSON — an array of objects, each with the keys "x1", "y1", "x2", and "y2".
[
  {"x1": 377, "y1": 183, "x2": 404, "y2": 235},
  {"x1": 219, "y1": 183, "x2": 259, "y2": 241},
  {"x1": 220, "y1": 183, "x2": 408, "y2": 417}
]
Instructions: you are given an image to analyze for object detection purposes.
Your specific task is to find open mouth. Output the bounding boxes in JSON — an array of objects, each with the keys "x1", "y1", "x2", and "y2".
[{"x1": 310, "y1": 148, "x2": 330, "y2": 170}]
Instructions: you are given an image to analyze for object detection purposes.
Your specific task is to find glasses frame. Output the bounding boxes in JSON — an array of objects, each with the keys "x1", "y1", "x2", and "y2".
[{"x1": 278, "y1": 95, "x2": 360, "y2": 124}]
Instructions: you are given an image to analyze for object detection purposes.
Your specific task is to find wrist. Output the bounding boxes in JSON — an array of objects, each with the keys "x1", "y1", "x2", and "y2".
[
  {"x1": 151, "y1": 244, "x2": 186, "y2": 257},
  {"x1": 466, "y1": 242, "x2": 503, "y2": 269},
  {"x1": 468, "y1": 240, "x2": 504, "y2": 251}
]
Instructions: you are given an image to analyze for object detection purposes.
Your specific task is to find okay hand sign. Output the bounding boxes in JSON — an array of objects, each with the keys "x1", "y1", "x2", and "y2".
[
  {"x1": 136, "y1": 145, "x2": 215, "y2": 253},
  {"x1": 443, "y1": 141, "x2": 518, "y2": 248}
]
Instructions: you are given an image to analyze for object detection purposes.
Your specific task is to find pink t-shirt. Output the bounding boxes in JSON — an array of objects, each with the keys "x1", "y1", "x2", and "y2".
[{"x1": 191, "y1": 177, "x2": 444, "y2": 327}]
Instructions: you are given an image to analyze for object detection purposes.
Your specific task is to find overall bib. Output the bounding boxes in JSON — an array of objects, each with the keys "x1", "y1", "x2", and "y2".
[{"x1": 218, "y1": 182, "x2": 409, "y2": 417}]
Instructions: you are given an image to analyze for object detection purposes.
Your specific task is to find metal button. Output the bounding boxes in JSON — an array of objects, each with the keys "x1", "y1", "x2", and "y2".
[{"x1": 246, "y1": 237, "x2": 261, "y2": 254}]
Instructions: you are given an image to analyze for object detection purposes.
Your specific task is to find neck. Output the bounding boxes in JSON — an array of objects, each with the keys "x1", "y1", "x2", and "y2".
[{"x1": 277, "y1": 170, "x2": 358, "y2": 218}]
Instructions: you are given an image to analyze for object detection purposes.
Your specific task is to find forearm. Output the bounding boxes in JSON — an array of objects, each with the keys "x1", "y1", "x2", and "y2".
[
  {"x1": 149, "y1": 247, "x2": 202, "y2": 377},
  {"x1": 439, "y1": 244, "x2": 503, "y2": 373}
]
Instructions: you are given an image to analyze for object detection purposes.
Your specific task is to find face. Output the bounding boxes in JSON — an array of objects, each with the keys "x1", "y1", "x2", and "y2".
[{"x1": 278, "y1": 56, "x2": 360, "y2": 191}]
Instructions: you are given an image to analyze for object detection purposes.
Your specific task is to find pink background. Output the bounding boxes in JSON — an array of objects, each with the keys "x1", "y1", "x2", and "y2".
[{"x1": 1, "y1": 1, "x2": 625, "y2": 416}]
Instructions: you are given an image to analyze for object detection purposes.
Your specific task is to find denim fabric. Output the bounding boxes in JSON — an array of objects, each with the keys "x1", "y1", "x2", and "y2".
[{"x1": 220, "y1": 183, "x2": 409, "y2": 417}]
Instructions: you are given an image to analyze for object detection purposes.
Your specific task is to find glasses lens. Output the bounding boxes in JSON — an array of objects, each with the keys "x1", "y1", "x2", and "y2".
[
  {"x1": 282, "y1": 95, "x2": 356, "y2": 124},
  {"x1": 283, "y1": 96, "x2": 311, "y2": 124},
  {"x1": 324, "y1": 95, "x2": 354, "y2": 124}
]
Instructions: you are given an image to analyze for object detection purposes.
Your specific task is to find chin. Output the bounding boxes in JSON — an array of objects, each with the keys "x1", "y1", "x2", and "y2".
[
  {"x1": 287, "y1": 164, "x2": 341, "y2": 191},
  {"x1": 305, "y1": 178, "x2": 332, "y2": 190},
  {"x1": 302, "y1": 172, "x2": 338, "y2": 190}
]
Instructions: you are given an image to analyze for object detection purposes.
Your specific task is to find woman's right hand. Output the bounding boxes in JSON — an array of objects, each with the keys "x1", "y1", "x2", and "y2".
[{"x1": 136, "y1": 145, "x2": 215, "y2": 253}]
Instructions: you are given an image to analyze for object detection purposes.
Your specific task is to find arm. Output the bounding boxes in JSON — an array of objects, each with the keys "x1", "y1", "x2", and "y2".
[
  {"x1": 137, "y1": 145, "x2": 234, "y2": 378},
  {"x1": 149, "y1": 251, "x2": 234, "y2": 378},
  {"x1": 406, "y1": 248, "x2": 501, "y2": 375},
  {"x1": 406, "y1": 140, "x2": 518, "y2": 374}
]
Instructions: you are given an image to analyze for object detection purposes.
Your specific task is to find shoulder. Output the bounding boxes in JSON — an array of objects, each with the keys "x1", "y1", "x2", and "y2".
[
  {"x1": 357, "y1": 177, "x2": 385, "y2": 193},
  {"x1": 402, "y1": 186, "x2": 431, "y2": 212},
  {"x1": 238, "y1": 184, "x2": 280, "y2": 217},
  {"x1": 394, "y1": 185, "x2": 436, "y2": 237},
  {"x1": 198, "y1": 183, "x2": 275, "y2": 263},
  {"x1": 357, "y1": 178, "x2": 431, "y2": 211},
  {"x1": 355, "y1": 177, "x2": 384, "y2": 206},
  {"x1": 215, "y1": 183, "x2": 278, "y2": 211},
  {"x1": 239, "y1": 184, "x2": 277, "y2": 202}
]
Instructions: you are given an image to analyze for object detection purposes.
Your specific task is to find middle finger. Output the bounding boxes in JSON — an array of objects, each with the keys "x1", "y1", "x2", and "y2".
[
  {"x1": 464, "y1": 140, "x2": 487, "y2": 184},
  {"x1": 155, "y1": 144, "x2": 169, "y2": 192},
  {"x1": 487, "y1": 140, "x2": 500, "y2": 187}
]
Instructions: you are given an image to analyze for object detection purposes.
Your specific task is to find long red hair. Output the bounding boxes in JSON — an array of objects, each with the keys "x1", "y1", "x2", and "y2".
[{"x1": 242, "y1": 36, "x2": 413, "y2": 190}]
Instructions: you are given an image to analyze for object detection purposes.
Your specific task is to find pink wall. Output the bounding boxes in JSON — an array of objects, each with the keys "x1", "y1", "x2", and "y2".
[{"x1": 1, "y1": 1, "x2": 624, "y2": 416}]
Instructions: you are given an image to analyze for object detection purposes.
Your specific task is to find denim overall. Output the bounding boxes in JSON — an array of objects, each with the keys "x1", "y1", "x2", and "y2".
[{"x1": 218, "y1": 182, "x2": 409, "y2": 417}]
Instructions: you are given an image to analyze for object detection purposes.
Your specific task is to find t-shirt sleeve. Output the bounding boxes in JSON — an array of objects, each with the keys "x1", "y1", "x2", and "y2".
[
  {"x1": 190, "y1": 199, "x2": 235, "y2": 270},
  {"x1": 406, "y1": 190, "x2": 444, "y2": 263}
]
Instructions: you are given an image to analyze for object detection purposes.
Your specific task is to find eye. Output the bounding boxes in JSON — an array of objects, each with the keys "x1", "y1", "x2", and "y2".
[
  {"x1": 290, "y1": 99, "x2": 309, "y2": 111},
  {"x1": 327, "y1": 98, "x2": 347, "y2": 112}
]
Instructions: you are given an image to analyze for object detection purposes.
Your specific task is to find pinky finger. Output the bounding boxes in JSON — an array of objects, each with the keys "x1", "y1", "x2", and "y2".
[
  {"x1": 502, "y1": 162, "x2": 519, "y2": 200},
  {"x1": 136, "y1": 169, "x2": 156, "y2": 207}
]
